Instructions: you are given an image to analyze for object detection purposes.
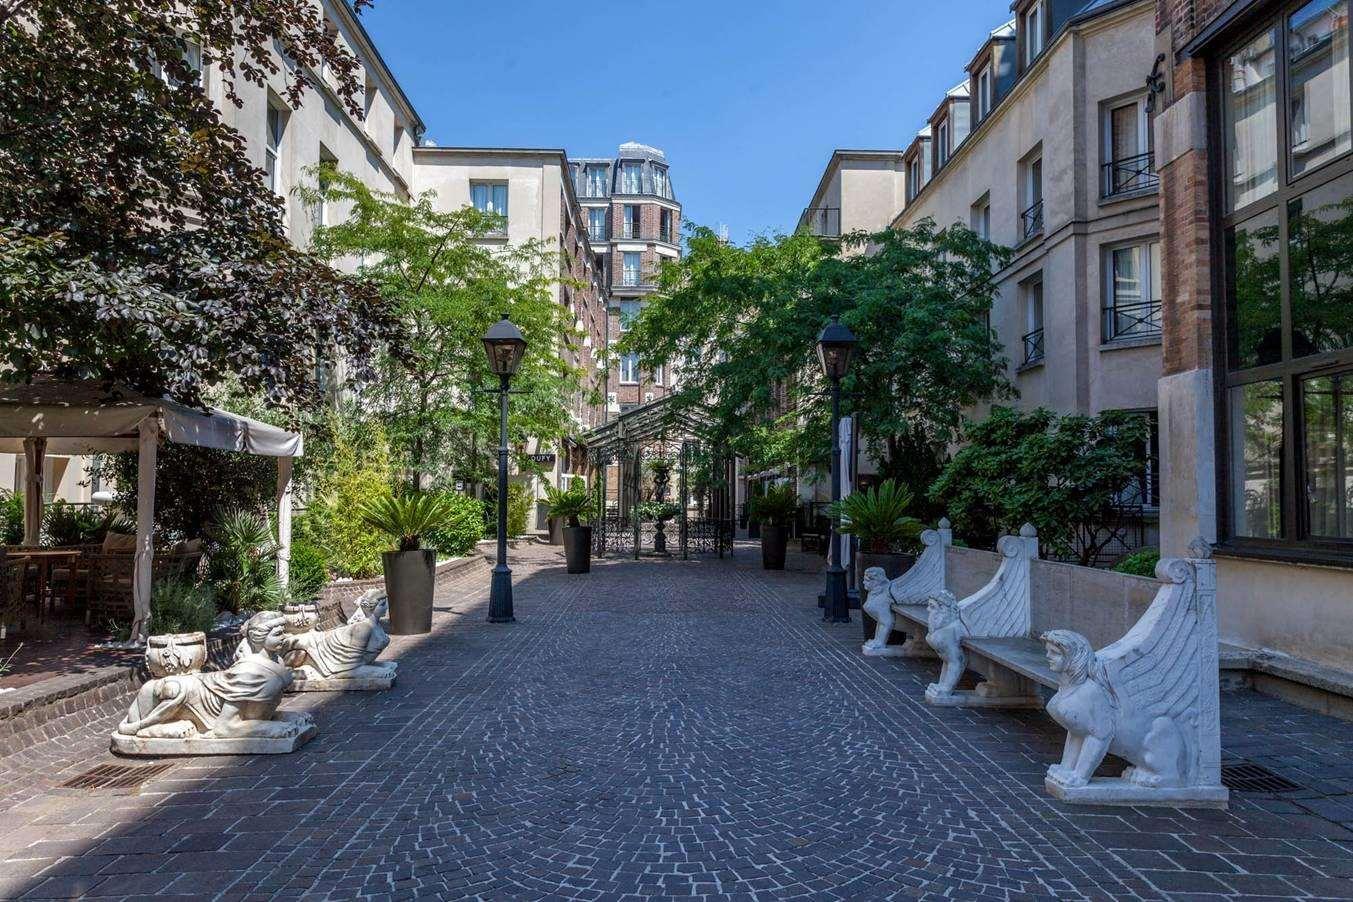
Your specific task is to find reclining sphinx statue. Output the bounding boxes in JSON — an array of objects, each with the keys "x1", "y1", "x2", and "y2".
[
  {"x1": 278, "y1": 590, "x2": 397, "y2": 691},
  {"x1": 112, "y1": 611, "x2": 317, "y2": 755}
]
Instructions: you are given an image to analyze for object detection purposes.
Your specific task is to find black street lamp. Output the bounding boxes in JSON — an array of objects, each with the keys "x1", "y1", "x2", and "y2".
[
  {"x1": 817, "y1": 314, "x2": 857, "y2": 624},
  {"x1": 483, "y1": 313, "x2": 527, "y2": 623}
]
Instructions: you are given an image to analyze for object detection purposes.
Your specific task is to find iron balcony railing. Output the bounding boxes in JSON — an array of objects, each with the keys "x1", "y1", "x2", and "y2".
[
  {"x1": 1103, "y1": 299, "x2": 1163, "y2": 341},
  {"x1": 1022, "y1": 327, "x2": 1045, "y2": 365},
  {"x1": 1102, "y1": 151, "x2": 1159, "y2": 198},
  {"x1": 622, "y1": 222, "x2": 642, "y2": 240},
  {"x1": 801, "y1": 206, "x2": 841, "y2": 238},
  {"x1": 621, "y1": 271, "x2": 643, "y2": 287},
  {"x1": 1020, "y1": 198, "x2": 1044, "y2": 241}
]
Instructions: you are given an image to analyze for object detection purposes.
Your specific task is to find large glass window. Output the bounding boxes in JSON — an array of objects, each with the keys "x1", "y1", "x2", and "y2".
[
  {"x1": 1230, "y1": 381, "x2": 1286, "y2": 539},
  {"x1": 1288, "y1": 0, "x2": 1351, "y2": 177},
  {"x1": 1287, "y1": 172, "x2": 1353, "y2": 358},
  {"x1": 587, "y1": 207, "x2": 607, "y2": 240},
  {"x1": 1227, "y1": 206, "x2": 1284, "y2": 369},
  {"x1": 1226, "y1": 29, "x2": 1279, "y2": 210},
  {"x1": 622, "y1": 251, "x2": 641, "y2": 287},
  {"x1": 1304, "y1": 373, "x2": 1353, "y2": 537}
]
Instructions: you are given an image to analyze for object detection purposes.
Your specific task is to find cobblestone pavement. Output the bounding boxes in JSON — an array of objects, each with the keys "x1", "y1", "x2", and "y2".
[{"x1": 1, "y1": 544, "x2": 1352, "y2": 900}]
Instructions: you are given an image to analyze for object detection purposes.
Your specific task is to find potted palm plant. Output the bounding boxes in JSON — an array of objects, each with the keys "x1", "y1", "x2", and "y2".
[
  {"x1": 829, "y1": 480, "x2": 923, "y2": 641},
  {"x1": 360, "y1": 492, "x2": 457, "y2": 635},
  {"x1": 544, "y1": 478, "x2": 596, "y2": 574},
  {"x1": 748, "y1": 484, "x2": 799, "y2": 570}
]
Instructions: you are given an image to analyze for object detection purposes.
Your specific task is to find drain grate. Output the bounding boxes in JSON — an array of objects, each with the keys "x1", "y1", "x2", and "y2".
[
  {"x1": 59, "y1": 762, "x2": 175, "y2": 791},
  {"x1": 1221, "y1": 761, "x2": 1303, "y2": 793}
]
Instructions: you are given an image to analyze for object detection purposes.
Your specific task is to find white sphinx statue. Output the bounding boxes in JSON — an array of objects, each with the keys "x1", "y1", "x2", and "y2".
[
  {"x1": 282, "y1": 590, "x2": 397, "y2": 691},
  {"x1": 860, "y1": 518, "x2": 950, "y2": 657},
  {"x1": 924, "y1": 524, "x2": 1041, "y2": 707},
  {"x1": 112, "y1": 612, "x2": 316, "y2": 756},
  {"x1": 1040, "y1": 542, "x2": 1228, "y2": 807}
]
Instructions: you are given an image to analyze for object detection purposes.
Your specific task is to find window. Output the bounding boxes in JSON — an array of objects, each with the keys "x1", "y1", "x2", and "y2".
[
  {"x1": 1023, "y1": 1, "x2": 1045, "y2": 67},
  {"x1": 265, "y1": 103, "x2": 285, "y2": 196},
  {"x1": 471, "y1": 182, "x2": 508, "y2": 234},
  {"x1": 978, "y1": 67, "x2": 993, "y2": 119},
  {"x1": 619, "y1": 352, "x2": 639, "y2": 384},
  {"x1": 1103, "y1": 97, "x2": 1158, "y2": 196},
  {"x1": 937, "y1": 119, "x2": 950, "y2": 167},
  {"x1": 971, "y1": 195, "x2": 991, "y2": 240},
  {"x1": 588, "y1": 207, "x2": 607, "y2": 240},
  {"x1": 1022, "y1": 277, "x2": 1045, "y2": 365},
  {"x1": 653, "y1": 363, "x2": 664, "y2": 386},
  {"x1": 1116, "y1": 411, "x2": 1162, "y2": 509},
  {"x1": 907, "y1": 155, "x2": 922, "y2": 201},
  {"x1": 1104, "y1": 242, "x2": 1162, "y2": 341},
  {"x1": 623, "y1": 205, "x2": 640, "y2": 239},
  {"x1": 584, "y1": 165, "x2": 609, "y2": 198},
  {"x1": 660, "y1": 208, "x2": 673, "y2": 243},
  {"x1": 1218, "y1": 2, "x2": 1353, "y2": 555},
  {"x1": 619, "y1": 162, "x2": 644, "y2": 194},
  {"x1": 622, "y1": 251, "x2": 642, "y2": 286},
  {"x1": 653, "y1": 166, "x2": 668, "y2": 198},
  {"x1": 618, "y1": 300, "x2": 639, "y2": 332},
  {"x1": 1288, "y1": 0, "x2": 1350, "y2": 177},
  {"x1": 1021, "y1": 155, "x2": 1044, "y2": 240},
  {"x1": 315, "y1": 145, "x2": 337, "y2": 227}
]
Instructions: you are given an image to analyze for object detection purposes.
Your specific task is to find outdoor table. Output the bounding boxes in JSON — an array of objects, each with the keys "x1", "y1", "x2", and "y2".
[{"x1": 15, "y1": 549, "x2": 80, "y2": 621}]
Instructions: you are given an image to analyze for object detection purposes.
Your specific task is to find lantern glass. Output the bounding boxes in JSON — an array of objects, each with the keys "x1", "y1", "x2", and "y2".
[
  {"x1": 816, "y1": 316, "x2": 857, "y2": 381},
  {"x1": 482, "y1": 314, "x2": 527, "y2": 377}
]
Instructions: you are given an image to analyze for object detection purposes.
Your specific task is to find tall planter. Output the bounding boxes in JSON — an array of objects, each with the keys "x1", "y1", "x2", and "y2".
[
  {"x1": 563, "y1": 525, "x2": 592, "y2": 574},
  {"x1": 382, "y1": 549, "x2": 435, "y2": 635},
  {"x1": 760, "y1": 524, "x2": 789, "y2": 570},
  {"x1": 857, "y1": 550, "x2": 913, "y2": 643}
]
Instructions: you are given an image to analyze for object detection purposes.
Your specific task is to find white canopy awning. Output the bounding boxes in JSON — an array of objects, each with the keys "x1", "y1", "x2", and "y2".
[{"x1": 0, "y1": 379, "x2": 303, "y2": 457}]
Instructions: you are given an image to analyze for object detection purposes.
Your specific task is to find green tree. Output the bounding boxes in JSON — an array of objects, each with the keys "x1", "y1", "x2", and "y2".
[
  {"x1": 304, "y1": 171, "x2": 588, "y2": 489},
  {"x1": 930, "y1": 406, "x2": 1150, "y2": 566},
  {"x1": 0, "y1": 0, "x2": 401, "y2": 409}
]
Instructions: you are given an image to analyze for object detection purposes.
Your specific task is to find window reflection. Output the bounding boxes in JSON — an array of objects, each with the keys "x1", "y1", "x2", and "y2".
[
  {"x1": 1230, "y1": 380, "x2": 1285, "y2": 539},
  {"x1": 1227, "y1": 29, "x2": 1279, "y2": 210},
  {"x1": 1289, "y1": 0, "x2": 1351, "y2": 177},
  {"x1": 1288, "y1": 174, "x2": 1353, "y2": 358},
  {"x1": 1304, "y1": 373, "x2": 1353, "y2": 537},
  {"x1": 1228, "y1": 207, "x2": 1284, "y2": 368}
]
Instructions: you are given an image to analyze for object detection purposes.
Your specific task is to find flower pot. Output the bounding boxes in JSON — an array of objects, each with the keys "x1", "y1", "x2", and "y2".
[
  {"x1": 382, "y1": 549, "x2": 436, "y2": 635},
  {"x1": 857, "y1": 550, "x2": 914, "y2": 643},
  {"x1": 760, "y1": 524, "x2": 789, "y2": 570},
  {"x1": 563, "y1": 525, "x2": 592, "y2": 574},
  {"x1": 145, "y1": 631, "x2": 207, "y2": 677}
]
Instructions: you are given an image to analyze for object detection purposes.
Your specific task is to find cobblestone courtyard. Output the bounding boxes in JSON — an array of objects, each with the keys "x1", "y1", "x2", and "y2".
[{"x1": 1, "y1": 545, "x2": 1353, "y2": 900}]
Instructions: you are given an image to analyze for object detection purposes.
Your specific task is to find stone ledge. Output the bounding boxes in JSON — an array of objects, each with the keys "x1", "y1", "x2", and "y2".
[
  {"x1": 1220, "y1": 642, "x2": 1353, "y2": 700},
  {"x1": 318, "y1": 554, "x2": 484, "y2": 607}
]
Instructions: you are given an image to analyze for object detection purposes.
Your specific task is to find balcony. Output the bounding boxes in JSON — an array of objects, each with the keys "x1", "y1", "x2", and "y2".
[
  {"x1": 801, "y1": 207, "x2": 841, "y2": 238},
  {"x1": 1101, "y1": 152, "x2": 1159, "y2": 199},
  {"x1": 1103, "y1": 299, "x2": 1162, "y2": 341},
  {"x1": 1020, "y1": 199, "x2": 1044, "y2": 242},
  {"x1": 621, "y1": 222, "x2": 642, "y2": 240},
  {"x1": 1022, "y1": 327, "x2": 1045, "y2": 366}
]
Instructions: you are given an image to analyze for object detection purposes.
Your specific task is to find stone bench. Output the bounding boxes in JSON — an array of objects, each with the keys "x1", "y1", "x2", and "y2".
[
  {"x1": 863, "y1": 526, "x2": 1228, "y2": 808},
  {"x1": 859, "y1": 519, "x2": 951, "y2": 659}
]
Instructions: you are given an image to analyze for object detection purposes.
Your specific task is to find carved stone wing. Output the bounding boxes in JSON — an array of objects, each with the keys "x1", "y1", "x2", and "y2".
[
  {"x1": 888, "y1": 518, "x2": 951, "y2": 606},
  {"x1": 958, "y1": 526, "x2": 1036, "y2": 638},
  {"x1": 1096, "y1": 558, "x2": 1200, "y2": 723}
]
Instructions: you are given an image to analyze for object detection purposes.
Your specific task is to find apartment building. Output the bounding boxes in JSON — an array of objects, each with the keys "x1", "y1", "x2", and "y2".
[
  {"x1": 797, "y1": 150, "x2": 907, "y2": 241},
  {"x1": 0, "y1": 0, "x2": 424, "y2": 506},
  {"x1": 569, "y1": 142, "x2": 683, "y2": 415},
  {"x1": 1155, "y1": 0, "x2": 1353, "y2": 702}
]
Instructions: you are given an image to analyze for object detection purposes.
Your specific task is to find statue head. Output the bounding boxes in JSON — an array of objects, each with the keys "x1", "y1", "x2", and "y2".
[
  {"x1": 926, "y1": 590, "x2": 960, "y2": 630},
  {"x1": 1041, "y1": 629, "x2": 1096, "y2": 685},
  {"x1": 242, "y1": 611, "x2": 290, "y2": 656},
  {"x1": 861, "y1": 567, "x2": 890, "y2": 598},
  {"x1": 358, "y1": 591, "x2": 388, "y2": 621}
]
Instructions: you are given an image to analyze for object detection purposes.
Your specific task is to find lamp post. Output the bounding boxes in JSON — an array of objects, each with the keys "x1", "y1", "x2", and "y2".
[
  {"x1": 483, "y1": 313, "x2": 527, "y2": 623},
  {"x1": 817, "y1": 315, "x2": 857, "y2": 624}
]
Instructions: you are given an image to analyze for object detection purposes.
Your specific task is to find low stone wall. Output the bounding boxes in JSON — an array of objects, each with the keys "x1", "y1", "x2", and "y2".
[{"x1": 318, "y1": 554, "x2": 485, "y2": 609}]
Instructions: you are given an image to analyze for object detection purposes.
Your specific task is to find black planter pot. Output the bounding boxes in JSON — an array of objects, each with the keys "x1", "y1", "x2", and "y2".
[
  {"x1": 563, "y1": 525, "x2": 592, "y2": 574},
  {"x1": 760, "y1": 524, "x2": 789, "y2": 570},
  {"x1": 857, "y1": 550, "x2": 914, "y2": 643},
  {"x1": 382, "y1": 548, "x2": 436, "y2": 635}
]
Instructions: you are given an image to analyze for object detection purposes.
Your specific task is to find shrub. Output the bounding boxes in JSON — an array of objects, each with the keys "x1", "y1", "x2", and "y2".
[
  {"x1": 360, "y1": 492, "x2": 461, "y2": 552},
  {"x1": 42, "y1": 500, "x2": 123, "y2": 547},
  {"x1": 422, "y1": 493, "x2": 486, "y2": 556},
  {"x1": 544, "y1": 478, "x2": 594, "y2": 527},
  {"x1": 300, "y1": 420, "x2": 394, "y2": 579},
  {"x1": 287, "y1": 537, "x2": 330, "y2": 603},
  {"x1": 149, "y1": 579, "x2": 218, "y2": 634},
  {"x1": 507, "y1": 483, "x2": 532, "y2": 537},
  {"x1": 748, "y1": 484, "x2": 800, "y2": 527},
  {"x1": 1112, "y1": 547, "x2": 1161, "y2": 578},
  {"x1": 829, "y1": 480, "x2": 922, "y2": 553},
  {"x1": 207, "y1": 508, "x2": 283, "y2": 614},
  {"x1": 0, "y1": 491, "x2": 23, "y2": 545}
]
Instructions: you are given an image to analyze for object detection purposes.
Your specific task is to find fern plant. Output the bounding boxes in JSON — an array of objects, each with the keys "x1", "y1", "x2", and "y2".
[
  {"x1": 360, "y1": 492, "x2": 459, "y2": 552},
  {"x1": 207, "y1": 508, "x2": 283, "y2": 614},
  {"x1": 747, "y1": 485, "x2": 800, "y2": 527},
  {"x1": 828, "y1": 480, "x2": 923, "y2": 553}
]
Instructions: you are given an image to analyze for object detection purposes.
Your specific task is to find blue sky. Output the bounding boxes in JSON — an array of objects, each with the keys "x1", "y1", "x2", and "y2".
[{"x1": 361, "y1": 0, "x2": 1015, "y2": 244}]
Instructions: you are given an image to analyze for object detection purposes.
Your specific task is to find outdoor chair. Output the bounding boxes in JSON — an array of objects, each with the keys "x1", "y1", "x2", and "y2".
[{"x1": 85, "y1": 539, "x2": 204, "y2": 627}]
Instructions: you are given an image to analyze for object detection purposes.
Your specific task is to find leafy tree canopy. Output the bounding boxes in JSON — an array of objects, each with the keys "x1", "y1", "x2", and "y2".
[
  {"x1": 0, "y1": 0, "x2": 401, "y2": 409},
  {"x1": 930, "y1": 406, "x2": 1150, "y2": 566},
  {"x1": 305, "y1": 171, "x2": 589, "y2": 488}
]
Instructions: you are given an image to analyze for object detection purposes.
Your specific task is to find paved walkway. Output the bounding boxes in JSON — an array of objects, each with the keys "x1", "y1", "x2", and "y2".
[{"x1": 1, "y1": 544, "x2": 1352, "y2": 900}]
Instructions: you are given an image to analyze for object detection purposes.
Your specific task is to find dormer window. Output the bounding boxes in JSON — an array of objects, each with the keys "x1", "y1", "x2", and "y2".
[
  {"x1": 937, "y1": 118, "x2": 951, "y2": 166},
  {"x1": 1023, "y1": 1, "x2": 1045, "y2": 67},
  {"x1": 907, "y1": 155, "x2": 921, "y2": 201},
  {"x1": 977, "y1": 66, "x2": 993, "y2": 119}
]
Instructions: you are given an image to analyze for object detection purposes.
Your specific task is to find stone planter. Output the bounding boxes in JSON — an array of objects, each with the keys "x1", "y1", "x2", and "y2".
[
  {"x1": 563, "y1": 525, "x2": 592, "y2": 574},
  {"x1": 382, "y1": 549, "x2": 435, "y2": 635},
  {"x1": 857, "y1": 550, "x2": 914, "y2": 643},
  {"x1": 145, "y1": 632, "x2": 208, "y2": 677},
  {"x1": 760, "y1": 525, "x2": 789, "y2": 570}
]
